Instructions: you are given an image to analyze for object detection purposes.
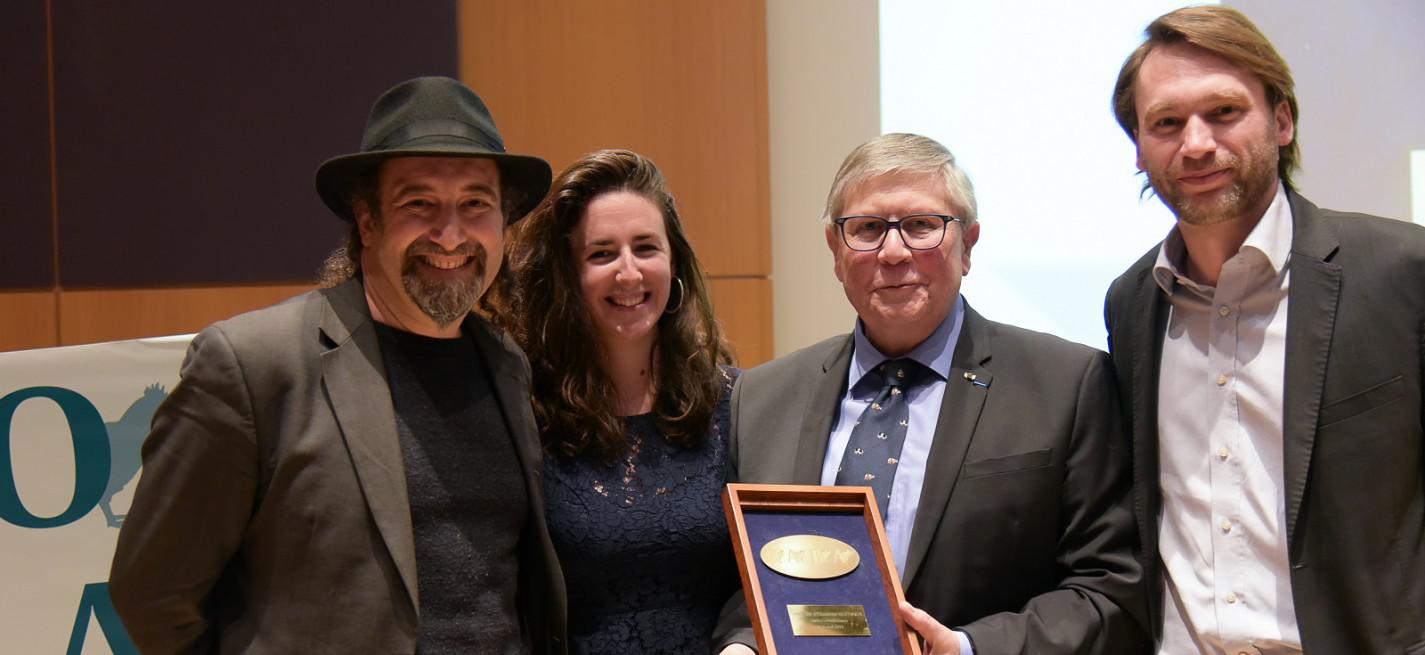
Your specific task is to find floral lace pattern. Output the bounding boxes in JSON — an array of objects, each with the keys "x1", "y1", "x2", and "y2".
[{"x1": 544, "y1": 382, "x2": 738, "y2": 654}]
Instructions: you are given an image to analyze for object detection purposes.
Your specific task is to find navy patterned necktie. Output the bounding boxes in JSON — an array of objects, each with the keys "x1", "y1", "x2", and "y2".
[{"x1": 835, "y1": 358, "x2": 930, "y2": 519}]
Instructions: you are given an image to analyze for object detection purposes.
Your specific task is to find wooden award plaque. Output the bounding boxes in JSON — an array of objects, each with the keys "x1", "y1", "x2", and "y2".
[{"x1": 722, "y1": 483, "x2": 921, "y2": 655}]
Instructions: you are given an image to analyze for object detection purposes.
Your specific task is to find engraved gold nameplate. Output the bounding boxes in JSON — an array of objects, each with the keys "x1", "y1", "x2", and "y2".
[
  {"x1": 787, "y1": 604, "x2": 871, "y2": 636},
  {"x1": 759, "y1": 534, "x2": 860, "y2": 580}
]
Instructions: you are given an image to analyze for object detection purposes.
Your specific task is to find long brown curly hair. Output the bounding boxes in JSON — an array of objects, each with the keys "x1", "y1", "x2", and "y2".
[{"x1": 487, "y1": 149, "x2": 733, "y2": 460}]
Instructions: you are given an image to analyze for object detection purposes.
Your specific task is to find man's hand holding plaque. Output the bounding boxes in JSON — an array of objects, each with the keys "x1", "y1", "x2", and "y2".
[{"x1": 899, "y1": 602, "x2": 961, "y2": 655}]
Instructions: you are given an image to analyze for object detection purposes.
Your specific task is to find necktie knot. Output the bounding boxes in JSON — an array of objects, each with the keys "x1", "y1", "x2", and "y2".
[{"x1": 878, "y1": 358, "x2": 927, "y2": 391}]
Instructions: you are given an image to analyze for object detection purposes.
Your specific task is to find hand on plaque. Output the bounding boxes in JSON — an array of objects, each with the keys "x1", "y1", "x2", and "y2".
[
  {"x1": 899, "y1": 601, "x2": 961, "y2": 655},
  {"x1": 717, "y1": 644, "x2": 757, "y2": 655}
]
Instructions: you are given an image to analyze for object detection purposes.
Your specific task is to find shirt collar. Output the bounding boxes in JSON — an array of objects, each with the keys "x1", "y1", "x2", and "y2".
[
  {"x1": 849, "y1": 295, "x2": 963, "y2": 391},
  {"x1": 1152, "y1": 182, "x2": 1293, "y2": 295}
]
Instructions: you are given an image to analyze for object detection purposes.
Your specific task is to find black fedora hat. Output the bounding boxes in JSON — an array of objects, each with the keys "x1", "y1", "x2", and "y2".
[{"x1": 315, "y1": 76, "x2": 552, "y2": 223}]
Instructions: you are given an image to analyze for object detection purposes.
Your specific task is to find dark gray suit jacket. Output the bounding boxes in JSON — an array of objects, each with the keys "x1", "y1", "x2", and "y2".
[
  {"x1": 1105, "y1": 191, "x2": 1425, "y2": 653},
  {"x1": 110, "y1": 278, "x2": 566, "y2": 654},
  {"x1": 716, "y1": 305, "x2": 1148, "y2": 653}
]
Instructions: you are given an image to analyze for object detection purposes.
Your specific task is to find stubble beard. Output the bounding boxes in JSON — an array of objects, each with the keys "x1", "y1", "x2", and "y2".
[
  {"x1": 1151, "y1": 130, "x2": 1280, "y2": 227},
  {"x1": 401, "y1": 242, "x2": 487, "y2": 328}
]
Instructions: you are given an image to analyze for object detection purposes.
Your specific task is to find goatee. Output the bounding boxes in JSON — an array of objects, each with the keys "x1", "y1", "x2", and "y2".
[{"x1": 401, "y1": 242, "x2": 487, "y2": 327}]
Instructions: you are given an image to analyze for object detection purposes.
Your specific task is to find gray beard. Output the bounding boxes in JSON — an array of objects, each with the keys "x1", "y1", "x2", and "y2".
[
  {"x1": 1167, "y1": 181, "x2": 1249, "y2": 226},
  {"x1": 401, "y1": 245, "x2": 487, "y2": 327}
]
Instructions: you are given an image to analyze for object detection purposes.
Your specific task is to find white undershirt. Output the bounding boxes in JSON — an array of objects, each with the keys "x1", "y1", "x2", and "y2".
[{"x1": 1153, "y1": 184, "x2": 1303, "y2": 655}]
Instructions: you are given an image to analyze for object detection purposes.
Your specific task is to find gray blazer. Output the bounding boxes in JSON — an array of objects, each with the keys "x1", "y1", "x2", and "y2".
[
  {"x1": 110, "y1": 278, "x2": 566, "y2": 654},
  {"x1": 715, "y1": 305, "x2": 1148, "y2": 654},
  {"x1": 1105, "y1": 191, "x2": 1425, "y2": 653}
]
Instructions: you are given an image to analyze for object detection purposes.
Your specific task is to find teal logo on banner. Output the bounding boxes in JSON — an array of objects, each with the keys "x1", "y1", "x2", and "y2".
[
  {"x1": 100, "y1": 384, "x2": 167, "y2": 528},
  {"x1": 1, "y1": 384, "x2": 166, "y2": 654},
  {"x1": 0, "y1": 384, "x2": 165, "y2": 528},
  {"x1": 0, "y1": 387, "x2": 110, "y2": 528},
  {"x1": 68, "y1": 582, "x2": 138, "y2": 655}
]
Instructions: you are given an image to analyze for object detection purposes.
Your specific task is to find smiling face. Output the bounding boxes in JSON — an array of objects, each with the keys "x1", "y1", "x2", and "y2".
[
  {"x1": 828, "y1": 171, "x2": 978, "y2": 356},
  {"x1": 573, "y1": 191, "x2": 673, "y2": 352},
  {"x1": 1133, "y1": 42, "x2": 1294, "y2": 227},
  {"x1": 356, "y1": 156, "x2": 504, "y2": 335}
]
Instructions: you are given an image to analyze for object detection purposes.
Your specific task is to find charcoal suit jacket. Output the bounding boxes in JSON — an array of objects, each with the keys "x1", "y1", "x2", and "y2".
[
  {"x1": 715, "y1": 304, "x2": 1148, "y2": 654},
  {"x1": 1104, "y1": 191, "x2": 1425, "y2": 653}
]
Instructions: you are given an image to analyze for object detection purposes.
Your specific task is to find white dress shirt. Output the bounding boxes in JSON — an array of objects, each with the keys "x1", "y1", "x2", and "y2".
[{"x1": 1154, "y1": 184, "x2": 1303, "y2": 655}]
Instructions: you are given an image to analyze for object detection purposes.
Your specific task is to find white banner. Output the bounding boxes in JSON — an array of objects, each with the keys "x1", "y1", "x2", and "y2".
[{"x1": 0, "y1": 335, "x2": 192, "y2": 654}]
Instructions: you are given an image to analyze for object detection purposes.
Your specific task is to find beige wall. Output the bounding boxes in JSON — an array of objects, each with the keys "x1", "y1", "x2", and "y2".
[{"x1": 766, "y1": 0, "x2": 880, "y2": 356}]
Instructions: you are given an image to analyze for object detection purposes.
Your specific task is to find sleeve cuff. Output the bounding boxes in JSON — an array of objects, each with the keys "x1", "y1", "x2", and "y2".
[{"x1": 954, "y1": 629, "x2": 974, "y2": 655}]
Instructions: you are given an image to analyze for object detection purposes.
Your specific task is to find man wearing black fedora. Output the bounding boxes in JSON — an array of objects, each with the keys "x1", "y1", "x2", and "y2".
[{"x1": 110, "y1": 77, "x2": 566, "y2": 654}]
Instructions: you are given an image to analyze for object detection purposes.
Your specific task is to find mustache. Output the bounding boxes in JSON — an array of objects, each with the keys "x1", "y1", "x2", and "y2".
[
  {"x1": 401, "y1": 241, "x2": 488, "y2": 277},
  {"x1": 404, "y1": 241, "x2": 485, "y2": 260},
  {"x1": 1173, "y1": 152, "x2": 1238, "y2": 176}
]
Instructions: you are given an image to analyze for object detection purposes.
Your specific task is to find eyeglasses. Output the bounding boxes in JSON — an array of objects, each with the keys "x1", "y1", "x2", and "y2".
[{"x1": 832, "y1": 214, "x2": 960, "y2": 251}]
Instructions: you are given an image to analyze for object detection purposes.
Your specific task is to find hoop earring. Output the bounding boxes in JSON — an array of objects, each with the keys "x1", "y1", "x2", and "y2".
[{"x1": 664, "y1": 277, "x2": 685, "y2": 314}]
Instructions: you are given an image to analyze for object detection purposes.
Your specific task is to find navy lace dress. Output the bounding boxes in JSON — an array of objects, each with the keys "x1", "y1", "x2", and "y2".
[{"x1": 543, "y1": 384, "x2": 739, "y2": 654}]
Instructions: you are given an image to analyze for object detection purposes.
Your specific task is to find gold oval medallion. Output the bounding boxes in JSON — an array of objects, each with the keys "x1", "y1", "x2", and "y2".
[{"x1": 759, "y1": 534, "x2": 860, "y2": 580}]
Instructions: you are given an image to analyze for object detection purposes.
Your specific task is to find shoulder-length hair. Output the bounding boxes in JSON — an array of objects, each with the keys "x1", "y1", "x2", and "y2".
[{"x1": 488, "y1": 149, "x2": 733, "y2": 460}]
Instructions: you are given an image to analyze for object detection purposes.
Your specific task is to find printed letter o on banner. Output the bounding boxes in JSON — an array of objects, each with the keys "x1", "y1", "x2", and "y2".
[{"x1": 0, "y1": 387, "x2": 111, "y2": 528}]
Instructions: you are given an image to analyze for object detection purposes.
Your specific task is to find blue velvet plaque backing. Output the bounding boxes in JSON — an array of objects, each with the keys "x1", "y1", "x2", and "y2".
[{"x1": 743, "y1": 510, "x2": 903, "y2": 654}]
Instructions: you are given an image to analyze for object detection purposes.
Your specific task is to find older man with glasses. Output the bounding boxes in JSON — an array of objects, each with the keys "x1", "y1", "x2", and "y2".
[{"x1": 714, "y1": 133, "x2": 1147, "y2": 655}]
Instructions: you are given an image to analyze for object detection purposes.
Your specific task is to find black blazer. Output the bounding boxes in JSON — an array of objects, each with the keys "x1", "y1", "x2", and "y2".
[
  {"x1": 1104, "y1": 191, "x2": 1425, "y2": 653},
  {"x1": 716, "y1": 304, "x2": 1148, "y2": 654},
  {"x1": 110, "y1": 279, "x2": 567, "y2": 654}
]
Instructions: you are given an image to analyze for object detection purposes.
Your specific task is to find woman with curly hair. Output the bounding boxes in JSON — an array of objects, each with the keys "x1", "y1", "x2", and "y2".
[{"x1": 489, "y1": 149, "x2": 739, "y2": 653}]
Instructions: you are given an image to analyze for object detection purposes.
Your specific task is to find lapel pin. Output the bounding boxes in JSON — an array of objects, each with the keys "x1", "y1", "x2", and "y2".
[{"x1": 962, "y1": 371, "x2": 990, "y2": 388}]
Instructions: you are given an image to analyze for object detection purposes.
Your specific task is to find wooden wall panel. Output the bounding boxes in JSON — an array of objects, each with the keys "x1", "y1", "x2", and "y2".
[
  {"x1": 0, "y1": 291, "x2": 58, "y2": 352},
  {"x1": 709, "y1": 277, "x2": 772, "y2": 367},
  {"x1": 17, "y1": 281, "x2": 769, "y2": 365},
  {"x1": 459, "y1": 0, "x2": 771, "y2": 279},
  {"x1": 57, "y1": 284, "x2": 314, "y2": 347},
  {"x1": 41, "y1": 281, "x2": 770, "y2": 364}
]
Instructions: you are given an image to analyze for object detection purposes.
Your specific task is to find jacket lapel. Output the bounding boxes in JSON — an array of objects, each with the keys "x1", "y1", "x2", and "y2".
[
  {"x1": 792, "y1": 336, "x2": 854, "y2": 484},
  {"x1": 318, "y1": 279, "x2": 420, "y2": 615},
  {"x1": 465, "y1": 316, "x2": 544, "y2": 493},
  {"x1": 1123, "y1": 260, "x2": 1169, "y2": 627},
  {"x1": 1128, "y1": 265, "x2": 1167, "y2": 550},
  {"x1": 1281, "y1": 193, "x2": 1340, "y2": 549},
  {"x1": 902, "y1": 305, "x2": 991, "y2": 587}
]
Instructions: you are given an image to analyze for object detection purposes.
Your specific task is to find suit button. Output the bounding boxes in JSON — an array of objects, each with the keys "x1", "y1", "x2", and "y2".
[
  {"x1": 1219, "y1": 305, "x2": 1231, "y2": 317},
  {"x1": 1216, "y1": 374, "x2": 1228, "y2": 386}
]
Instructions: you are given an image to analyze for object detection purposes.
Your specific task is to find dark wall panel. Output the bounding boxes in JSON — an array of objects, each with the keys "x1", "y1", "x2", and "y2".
[
  {"x1": 0, "y1": 0, "x2": 56, "y2": 289},
  {"x1": 53, "y1": 1, "x2": 458, "y2": 287}
]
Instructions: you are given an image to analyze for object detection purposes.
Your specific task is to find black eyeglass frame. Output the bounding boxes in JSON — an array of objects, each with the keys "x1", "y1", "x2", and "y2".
[{"x1": 831, "y1": 213, "x2": 961, "y2": 251}]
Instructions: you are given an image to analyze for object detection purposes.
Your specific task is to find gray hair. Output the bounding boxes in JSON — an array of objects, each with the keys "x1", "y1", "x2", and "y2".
[{"x1": 821, "y1": 133, "x2": 978, "y2": 227}]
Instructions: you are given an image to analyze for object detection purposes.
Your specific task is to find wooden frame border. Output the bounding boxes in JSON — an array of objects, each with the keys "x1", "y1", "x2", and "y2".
[{"x1": 722, "y1": 483, "x2": 921, "y2": 654}]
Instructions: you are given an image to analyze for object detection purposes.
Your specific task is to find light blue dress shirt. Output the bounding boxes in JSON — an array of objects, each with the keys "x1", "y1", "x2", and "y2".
[
  {"x1": 819, "y1": 296, "x2": 973, "y2": 653},
  {"x1": 819, "y1": 296, "x2": 963, "y2": 572}
]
